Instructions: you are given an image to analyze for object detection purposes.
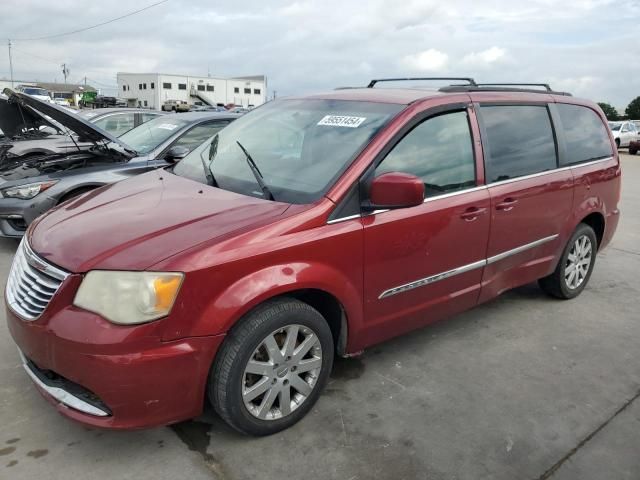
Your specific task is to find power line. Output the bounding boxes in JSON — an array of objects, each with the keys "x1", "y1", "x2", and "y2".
[{"x1": 11, "y1": 0, "x2": 170, "y2": 42}]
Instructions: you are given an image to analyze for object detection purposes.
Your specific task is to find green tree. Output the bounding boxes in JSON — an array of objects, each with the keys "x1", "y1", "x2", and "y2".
[
  {"x1": 626, "y1": 96, "x2": 640, "y2": 119},
  {"x1": 598, "y1": 102, "x2": 619, "y2": 121}
]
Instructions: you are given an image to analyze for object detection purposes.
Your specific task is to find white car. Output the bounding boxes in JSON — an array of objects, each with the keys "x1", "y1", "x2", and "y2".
[
  {"x1": 16, "y1": 86, "x2": 52, "y2": 103},
  {"x1": 608, "y1": 121, "x2": 639, "y2": 148},
  {"x1": 52, "y1": 97, "x2": 70, "y2": 107}
]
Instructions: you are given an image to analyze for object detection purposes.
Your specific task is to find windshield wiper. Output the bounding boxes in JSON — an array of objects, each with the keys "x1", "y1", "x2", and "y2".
[
  {"x1": 235, "y1": 140, "x2": 275, "y2": 201},
  {"x1": 201, "y1": 135, "x2": 218, "y2": 186}
]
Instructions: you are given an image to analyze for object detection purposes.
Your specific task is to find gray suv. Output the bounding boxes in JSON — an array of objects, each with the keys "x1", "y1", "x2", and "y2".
[{"x1": 0, "y1": 91, "x2": 238, "y2": 237}]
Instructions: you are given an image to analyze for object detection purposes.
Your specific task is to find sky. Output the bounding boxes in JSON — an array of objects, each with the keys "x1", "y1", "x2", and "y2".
[{"x1": 1, "y1": 0, "x2": 638, "y2": 110}]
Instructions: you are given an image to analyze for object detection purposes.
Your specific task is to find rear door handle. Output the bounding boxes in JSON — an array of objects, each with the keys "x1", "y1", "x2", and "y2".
[
  {"x1": 460, "y1": 207, "x2": 487, "y2": 221},
  {"x1": 496, "y1": 198, "x2": 518, "y2": 211}
]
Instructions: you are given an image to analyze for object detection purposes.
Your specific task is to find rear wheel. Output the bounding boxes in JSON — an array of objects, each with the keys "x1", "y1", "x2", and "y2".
[
  {"x1": 210, "y1": 298, "x2": 334, "y2": 436},
  {"x1": 539, "y1": 223, "x2": 597, "y2": 299},
  {"x1": 630, "y1": 147, "x2": 638, "y2": 155}
]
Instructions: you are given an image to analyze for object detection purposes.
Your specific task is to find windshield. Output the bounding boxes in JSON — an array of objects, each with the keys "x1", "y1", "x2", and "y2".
[
  {"x1": 23, "y1": 88, "x2": 49, "y2": 97},
  {"x1": 118, "y1": 116, "x2": 190, "y2": 154},
  {"x1": 173, "y1": 99, "x2": 401, "y2": 203},
  {"x1": 608, "y1": 122, "x2": 622, "y2": 131}
]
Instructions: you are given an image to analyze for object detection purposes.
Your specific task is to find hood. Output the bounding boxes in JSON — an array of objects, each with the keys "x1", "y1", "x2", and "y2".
[
  {"x1": 0, "y1": 92, "x2": 60, "y2": 138},
  {"x1": 2, "y1": 88, "x2": 132, "y2": 152},
  {"x1": 29, "y1": 169, "x2": 291, "y2": 272}
]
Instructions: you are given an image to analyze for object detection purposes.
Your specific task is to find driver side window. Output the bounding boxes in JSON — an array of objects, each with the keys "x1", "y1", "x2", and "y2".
[{"x1": 375, "y1": 111, "x2": 476, "y2": 198}]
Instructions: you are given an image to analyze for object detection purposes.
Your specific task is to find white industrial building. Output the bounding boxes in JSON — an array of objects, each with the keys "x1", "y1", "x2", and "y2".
[{"x1": 116, "y1": 73, "x2": 267, "y2": 110}]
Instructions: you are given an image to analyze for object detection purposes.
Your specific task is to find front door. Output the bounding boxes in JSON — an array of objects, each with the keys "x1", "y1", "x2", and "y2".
[
  {"x1": 362, "y1": 108, "x2": 491, "y2": 347},
  {"x1": 476, "y1": 104, "x2": 573, "y2": 301}
]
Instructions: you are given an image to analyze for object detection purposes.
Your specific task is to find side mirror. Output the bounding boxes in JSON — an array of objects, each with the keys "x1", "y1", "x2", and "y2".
[
  {"x1": 365, "y1": 172, "x2": 424, "y2": 210},
  {"x1": 165, "y1": 145, "x2": 190, "y2": 163}
]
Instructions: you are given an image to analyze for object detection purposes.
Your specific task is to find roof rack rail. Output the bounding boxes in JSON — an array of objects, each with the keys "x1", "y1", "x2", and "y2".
[
  {"x1": 367, "y1": 77, "x2": 478, "y2": 88},
  {"x1": 476, "y1": 83, "x2": 552, "y2": 91},
  {"x1": 438, "y1": 84, "x2": 572, "y2": 96}
]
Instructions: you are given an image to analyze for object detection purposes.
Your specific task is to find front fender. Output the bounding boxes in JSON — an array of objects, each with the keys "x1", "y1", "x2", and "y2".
[{"x1": 178, "y1": 262, "x2": 364, "y2": 352}]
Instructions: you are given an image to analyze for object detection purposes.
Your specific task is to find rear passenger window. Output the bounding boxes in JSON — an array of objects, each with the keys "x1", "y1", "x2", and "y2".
[
  {"x1": 480, "y1": 106, "x2": 556, "y2": 183},
  {"x1": 375, "y1": 111, "x2": 475, "y2": 197},
  {"x1": 555, "y1": 104, "x2": 613, "y2": 165}
]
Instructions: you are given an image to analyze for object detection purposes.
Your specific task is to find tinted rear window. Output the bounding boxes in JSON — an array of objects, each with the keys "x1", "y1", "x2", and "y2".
[
  {"x1": 556, "y1": 104, "x2": 613, "y2": 165},
  {"x1": 480, "y1": 105, "x2": 557, "y2": 183}
]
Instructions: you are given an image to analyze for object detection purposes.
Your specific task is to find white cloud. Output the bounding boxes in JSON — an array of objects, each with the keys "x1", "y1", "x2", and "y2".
[
  {"x1": 461, "y1": 47, "x2": 507, "y2": 67},
  {"x1": 401, "y1": 49, "x2": 449, "y2": 72}
]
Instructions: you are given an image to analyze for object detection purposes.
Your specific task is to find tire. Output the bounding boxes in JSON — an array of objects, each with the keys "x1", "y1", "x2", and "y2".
[
  {"x1": 210, "y1": 298, "x2": 334, "y2": 436},
  {"x1": 539, "y1": 223, "x2": 597, "y2": 299},
  {"x1": 630, "y1": 148, "x2": 637, "y2": 155}
]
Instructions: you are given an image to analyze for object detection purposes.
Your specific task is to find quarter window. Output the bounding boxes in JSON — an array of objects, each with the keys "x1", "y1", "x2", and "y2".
[
  {"x1": 480, "y1": 105, "x2": 556, "y2": 183},
  {"x1": 555, "y1": 104, "x2": 613, "y2": 165},
  {"x1": 375, "y1": 111, "x2": 476, "y2": 197}
]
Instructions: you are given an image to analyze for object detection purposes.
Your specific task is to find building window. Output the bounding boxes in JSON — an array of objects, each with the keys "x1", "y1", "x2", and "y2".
[
  {"x1": 122, "y1": 85, "x2": 126, "y2": 91},
  {"x1": 206, "y1": 85, "x2": 214, "y2": 92},
  {"x1": 144, "y1": 100, "x2": 148, "y2": 107},
  {"x1": 143, "y1": 83, "x2": 147, "y2": 89},
  {"x1": 163, "y1": 82, "x2": 172, "y2": 89},
  {"x1": 234, "y1": 87, "x2": 239, "y2": 93},
  {"x1": 253, "y1": 88, "x2": 261, "y2": 95},
  {"x1": 178, "y1": 83, "x2": 187, "y2": 90},
  {"x1": 139, "y1": 83, "x2": 142, "y2": 89},
  {"x1": 150, "y1": 82, "x2": 155, "y2": 89},
  {"x1": 197, "y1": 85, "x2": 205, "y2": 91},
  {"x1": 244, "y1": 88, "x2": 251, "y2": 94}
]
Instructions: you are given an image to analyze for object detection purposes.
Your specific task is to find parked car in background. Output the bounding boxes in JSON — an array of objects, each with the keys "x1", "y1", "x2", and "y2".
[
  {"x1": 608, "y1": 120, "x2": 639, "y2": 148},
  {"x1": 162, "y1": 100, "x2": 190, "y2": 112},
  {"x1": 0, "y1": 92, "x2": 238, "y2": 236},
  {"x1": 1, "y1": 90, "x2": 165, "y2": 161},
  {"x1": 16, "y1": 85, "x2": 52, "y2": 103},
  {"x1": 93, "y1": 96, "x2": 127, "y2": 108},
  {"x1": 52, "y1": 97, "x2": 70, "y2": 107},
  {"x1": 5, "y1": 78, "x2": 620, "y2": 435},
  {"x1": 78, "y1": 108, "x2": 165, "y2": 137}
]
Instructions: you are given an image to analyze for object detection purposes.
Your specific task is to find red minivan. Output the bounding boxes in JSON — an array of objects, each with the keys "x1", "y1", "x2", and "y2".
[{"x1": 6, "y1": 78, "x2": 621, "y2": 435}]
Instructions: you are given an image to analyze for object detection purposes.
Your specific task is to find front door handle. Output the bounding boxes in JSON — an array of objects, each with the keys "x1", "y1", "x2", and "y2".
[
  {"x1": 496, "y1": 198, "x2": 518, "y2": 211},
  {"x1": 460, "y1": 207, "x2": 487, "y2": 221}
]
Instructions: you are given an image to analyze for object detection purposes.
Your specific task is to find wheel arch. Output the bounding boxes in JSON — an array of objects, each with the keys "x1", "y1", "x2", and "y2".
[
  {"x1": 57, "y1": 183, "x2": 105, "y2": 204},
  {"x1": 188, "y1": 263, "x2": 364, "y2": 356},
  {"x1": 580, "y1": 211, "x2": 605, "y2": 249}
]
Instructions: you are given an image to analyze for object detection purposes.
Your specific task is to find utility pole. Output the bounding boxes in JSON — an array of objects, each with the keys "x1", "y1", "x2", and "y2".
[
  {"x1": 8, "y1": 39, "x2": 14, "y2": 87},
  {"x1": 61, "y1": 63, "x2": 69, "y2": 83}
]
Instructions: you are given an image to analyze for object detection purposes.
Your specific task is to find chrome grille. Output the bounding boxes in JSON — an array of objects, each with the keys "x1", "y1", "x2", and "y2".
[{"x1": 6, "y1": 239, "x2": 69, "y2": 320}]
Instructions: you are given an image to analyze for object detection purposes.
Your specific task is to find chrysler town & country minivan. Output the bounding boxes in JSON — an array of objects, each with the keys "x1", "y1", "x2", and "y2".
[{"x1": 6, "y1": 78, "x2": 620, "y2": 436}]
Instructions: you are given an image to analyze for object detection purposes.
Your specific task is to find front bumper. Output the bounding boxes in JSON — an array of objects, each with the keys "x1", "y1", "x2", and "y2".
[
  {"x1": 7, "y1": 299, "x2": 225, "y2": 429},
  {"x1": 0, "y1": 195, "x2": 56, "y2": 238}
]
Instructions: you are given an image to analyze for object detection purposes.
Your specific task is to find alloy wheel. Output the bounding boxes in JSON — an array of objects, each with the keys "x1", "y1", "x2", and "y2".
[
  {"x1": 242, "y1": 324, "x2": 322, "y2": 420},
  {"x1": 564, "y1": 234, "x2": 593, "y2": 289}
]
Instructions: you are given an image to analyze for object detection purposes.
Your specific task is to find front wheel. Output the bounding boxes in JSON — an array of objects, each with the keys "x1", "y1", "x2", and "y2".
[
  {"x1": 210, "y1": 298, "x2": 334, "y2": 436},
  {"x1": 539, "y1": 223, "x2": 597, "y2": 299}
]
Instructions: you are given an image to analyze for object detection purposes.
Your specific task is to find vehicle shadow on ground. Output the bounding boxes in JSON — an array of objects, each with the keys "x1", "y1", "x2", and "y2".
[{"x1": 169, "y1": 281, "x2": 556, "y2": 466}]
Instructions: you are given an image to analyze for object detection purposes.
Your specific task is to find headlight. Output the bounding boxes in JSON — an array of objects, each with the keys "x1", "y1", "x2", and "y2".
[
  {"x1": 0, "y1": 180, "x2": 58, "y2": 199},
  {"x1": 73, "y1": 271, "x2": 184, "y2": 325}
]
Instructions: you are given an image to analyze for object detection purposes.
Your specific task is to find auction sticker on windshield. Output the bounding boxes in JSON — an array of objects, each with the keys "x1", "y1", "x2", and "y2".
[
  {"x1": 157, "y1": 124, "x2": 180, "y2": 130},
  {"x1": 317, "y1": 115, "x2": 367, "y2": 128}
]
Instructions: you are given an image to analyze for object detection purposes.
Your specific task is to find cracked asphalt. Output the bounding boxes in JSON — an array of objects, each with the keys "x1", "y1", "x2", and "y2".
[{"x1": 1, "y1": 154, "x2": 639, "y2": 480}]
